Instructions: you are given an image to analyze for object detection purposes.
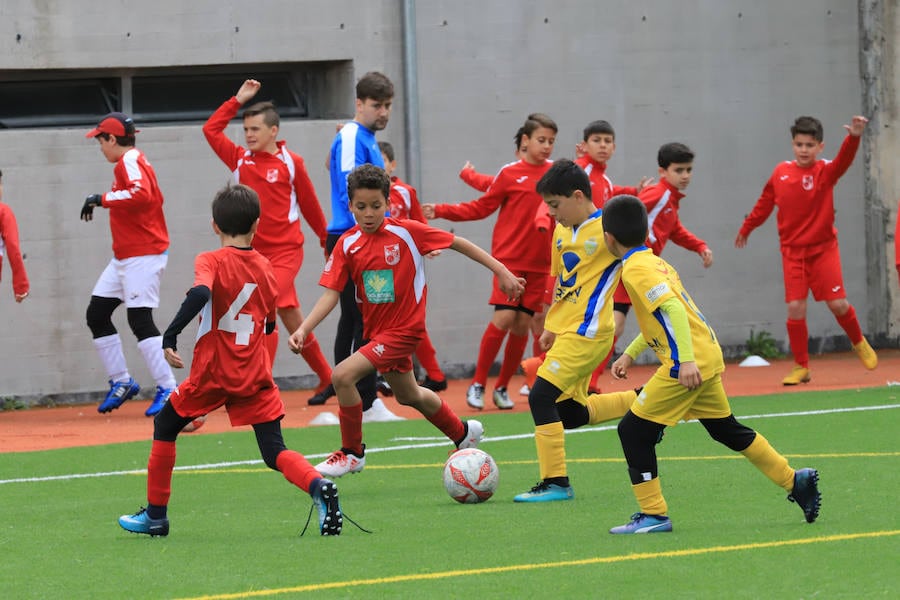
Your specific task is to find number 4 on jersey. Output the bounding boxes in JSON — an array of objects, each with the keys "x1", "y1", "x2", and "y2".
[{"x1": 217, "y1": 283, "x2": 258, "y2": 345}]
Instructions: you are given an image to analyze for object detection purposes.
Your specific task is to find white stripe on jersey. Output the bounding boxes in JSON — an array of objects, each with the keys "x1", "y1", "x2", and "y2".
[
  {"x1": 385, "y1": 224, "x2": 427, "y2": 303},
  {"x1": 104, "y1": 149, "x2": 142, "y2": 202},
  {"x1": 339, "y1": 124, "x2": 360, "y2": 175},
  {"x1": 646, "y1": 189, "x2": 672, "y2": 244},
  {"x1": 393, "y1": 185, "x2": 412, "y2": 214}
]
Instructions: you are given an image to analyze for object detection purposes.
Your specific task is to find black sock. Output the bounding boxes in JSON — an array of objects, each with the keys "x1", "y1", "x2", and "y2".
[
  {"x1": 545, "y1": 476, "x2": 570, "y2": 488},
  {"x1": 147, "y1": 503, "x2": 167, "y2": 520}
]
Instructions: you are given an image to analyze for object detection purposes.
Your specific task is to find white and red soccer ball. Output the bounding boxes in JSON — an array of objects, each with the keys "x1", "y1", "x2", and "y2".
[{"x1": 442, "y1": 448, "x2": 499, "y2": 504}]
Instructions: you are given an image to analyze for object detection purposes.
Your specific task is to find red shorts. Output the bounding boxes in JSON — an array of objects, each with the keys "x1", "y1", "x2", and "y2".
[
  {"x1": 261, "y1": 246, "x2": 303, "y2": 309},
  {"x1": 169, "y1": 378, "x2": 284, "y2": 427},
  {"x1": 781, "y1": 243, "x2": 846, "y2": 302},
  {"x1": 489, "y1": 269, "x2": 547, "y2": 314},
  {"x1": 358, "y1": 329, "x2": 424, "y2": 373}
]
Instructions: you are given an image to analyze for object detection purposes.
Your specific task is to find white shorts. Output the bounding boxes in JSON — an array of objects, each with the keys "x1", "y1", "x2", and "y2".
[{"x1": 92, "y1": 253, "x2": 168, "y2": 308}]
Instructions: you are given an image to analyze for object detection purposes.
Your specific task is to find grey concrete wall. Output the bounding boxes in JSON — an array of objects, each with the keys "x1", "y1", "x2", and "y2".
[{"x1": 0, "y1": 0, "x2": 894, "y2": 403}]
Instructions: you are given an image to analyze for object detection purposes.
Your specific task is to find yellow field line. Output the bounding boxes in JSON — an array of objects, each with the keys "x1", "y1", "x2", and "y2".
[{"x1": 176, "y1": 529, "x2": 900, "y2": 600}]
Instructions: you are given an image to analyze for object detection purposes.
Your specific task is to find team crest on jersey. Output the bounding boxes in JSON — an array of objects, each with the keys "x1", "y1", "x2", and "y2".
[
  {"x1": 802, "y1": 175, "x2": 814, "y2": 191},
  {"x1": 266, "y1": 168, "x2": 279, "y2": 183},
  {"x1": 363, "y1": 269, "x2": 395, "y2": 304},
  {"x1": 383, "y1": 243, "x2": 401, "y2": 266},
  {"x1": 584, "y1": 237, "x2": 598, "y2": 256}
]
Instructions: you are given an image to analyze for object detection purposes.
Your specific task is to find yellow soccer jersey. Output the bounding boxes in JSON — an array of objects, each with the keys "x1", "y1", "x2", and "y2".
[
  {"x1": 622, "y1": 247, "x2": 724, "y2": 378},
  {"x1": 543, "y1": 211, "x2": 621, "y2": 339}
]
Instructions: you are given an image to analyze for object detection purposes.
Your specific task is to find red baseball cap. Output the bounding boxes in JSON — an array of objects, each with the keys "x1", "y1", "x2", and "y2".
[{"x1": 85, "y1": 112, "x2": 140, "y2": 138}]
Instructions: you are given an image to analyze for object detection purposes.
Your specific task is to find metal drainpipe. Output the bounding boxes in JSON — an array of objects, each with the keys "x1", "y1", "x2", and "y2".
[{"x1": 401, "y1": 0, "x2": 422, "y2": 190}]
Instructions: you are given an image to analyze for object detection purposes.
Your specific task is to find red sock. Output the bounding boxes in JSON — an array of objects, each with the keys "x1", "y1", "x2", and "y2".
[
  {"x1": 275, "y1": 450, "x2": 320, "y2": 493},
  {"x1": 473, "y1": 323, "x2": 507, "y2": 384},
  {"x1": 786, "y1": 319, "x2": 809, "y2": 367},
  {"x1": 532, "y1": 333, "x2": 542, "y2": 357},
  {"x1": 147, "y1": 440, "x2": 177, "y2": 507},
  {"x1": 496, "y1": 332, "x2": 528, "y2": 388},
  {"x1": 338, "y1": 404, "x2": 364, "y2": 455},
  {"x1": 835, "y1": 305, "x2": 863, "y2": 345},
  {"x1": 425, "y1": 399, "x2": 465, "y2": 443},
  {"x1": 300, "y1": 333, "x2": 333, "y2": 385},
  {"x1": 415, "y1": 332, "x2": 445, "y2": 381},
  {"x1": 265, "y1": 327, "x2": 279, "y2": 369}
]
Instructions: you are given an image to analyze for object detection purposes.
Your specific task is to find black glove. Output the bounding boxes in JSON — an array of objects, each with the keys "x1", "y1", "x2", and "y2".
[{"x1": 81, "y1": 194, "x2": 102, "y2": 221}]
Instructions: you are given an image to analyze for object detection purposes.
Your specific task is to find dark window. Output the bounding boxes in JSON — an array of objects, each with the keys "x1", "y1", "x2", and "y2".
[{"x1": 0, "y1": 77, "x2": 119, "y2": 129}]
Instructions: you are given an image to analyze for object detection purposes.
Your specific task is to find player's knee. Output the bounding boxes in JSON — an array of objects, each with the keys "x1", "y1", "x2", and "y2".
[
  {"x1": 126, "y1": 307, "x2": 161, "y2": 341},
  {"x1": 527, "y1": 378, "x2": 562, "y2": 425},
  {"x1": 618, "y1": 410, "x2": 665, "y2": 446},
  {"x1": 85, "y1": 296, "x2": 121, "y2": 338},
  {"x1": 152, "y1": 403, "x2": 185, "y2": 442},
  {"x1": 557, "y1": 398, "x2": 589, "y2": 429},
  {"x1": 700, "y1": 415, "x2": 756, "y2": 451}
]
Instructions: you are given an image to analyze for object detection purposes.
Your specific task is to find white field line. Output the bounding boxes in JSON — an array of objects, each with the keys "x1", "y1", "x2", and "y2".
[{"x1": 2, "y1": 403, "x2": 897, "y2": 486}]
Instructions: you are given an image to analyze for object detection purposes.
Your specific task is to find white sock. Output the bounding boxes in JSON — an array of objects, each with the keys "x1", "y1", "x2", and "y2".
[
  {"x1": 93, "y1": 334, "x2": 130, "y2": 383},
  {"x1": 137, "y1": 336, "x2": 176, "y2": 389}
]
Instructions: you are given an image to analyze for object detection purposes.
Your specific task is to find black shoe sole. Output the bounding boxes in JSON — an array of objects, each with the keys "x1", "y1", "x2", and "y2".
[
  {"x1": 318, "y1": 481, "x2": 343, "y2": 536},
  {"x1": 308, "y1": 385, "x2": 335, "y2": 406}
]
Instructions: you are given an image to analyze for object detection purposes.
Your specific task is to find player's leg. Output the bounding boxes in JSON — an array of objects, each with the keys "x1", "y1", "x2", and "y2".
[
  {"x1": 782, "y1": 254, "x2": 812, "y2": 385},
  {"x1": 253, "y1": 417, "x2": 342, "y2": 535},
  {"x1": 467, "y1": 307, "x2": 512, "y2": 409},
  {"x1": 492, "y1": 309, "x2": 531, "y2": 409},
  {"x1": 315, "y1": 351, "x2": 373, "y2": 477},
  {"x1": 414, "y1": 330, "x2": 447, "y2": 391},
  {"x1": 558, "y1": 387, "x2": 638, "y2": 429}
]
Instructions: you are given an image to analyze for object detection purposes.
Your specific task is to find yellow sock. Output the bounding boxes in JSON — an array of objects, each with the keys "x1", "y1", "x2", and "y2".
[
  {"x1": 586, "y1": 389, "x2": 636, "y2": 424},
  {"x1": 633, "y1": 477, "x2": 668, "y2": 516},
  {"x1": 741, "y1": 433, "x2": 794, "y2": 491},
  {"x1": 535, "y1": 421, "x2": 566, "y2": 480}
]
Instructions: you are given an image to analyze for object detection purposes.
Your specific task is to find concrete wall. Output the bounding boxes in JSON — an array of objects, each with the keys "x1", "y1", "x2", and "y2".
[{"x1": 0, "y1": 0, "x2": 895, "y2": 403}]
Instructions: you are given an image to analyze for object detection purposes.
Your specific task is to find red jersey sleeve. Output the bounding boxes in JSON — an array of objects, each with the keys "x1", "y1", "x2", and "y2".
[
  {"x1": 821, "y1": 134, "x2": 860, "y2": 188},
  {"x1": 434, "y1": 172, "x2": 507, "y2": 221},
  {"x1": 192, "y1": 253, "x2": 216, "y2": 289},
  {"x1": 739, "y1": 175, "x2": 777, "y2": 238},
  {"x1": 459, "y1": 168, "x2": 494, "y2": 192},
  {"x1": 0, "y1": 203, "x2": 29, "y2": 296},
  {"x1": 290, "y1": 152, "x2": 328, "y2": 247},
  {"x1": 318, "y1": 234, "x2": 352, "y2": 292},
  {"x1": 407, "y1": 187, "x2": 427, "y2": 223},
  {"x1": 202, "y1": 97, "x2": 245, "y2": 170},
  {"x1": 612, "y1": 184, "x2": 638, "y2": 197}
]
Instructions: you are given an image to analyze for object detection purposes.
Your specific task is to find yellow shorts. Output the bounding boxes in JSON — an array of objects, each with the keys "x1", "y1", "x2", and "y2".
[
  {"x1": 631, "y1": 370, "x2": 731, "y2": 427},
  {"x1": 537, "y1": 331, "x2": 613, "y2": 405}
]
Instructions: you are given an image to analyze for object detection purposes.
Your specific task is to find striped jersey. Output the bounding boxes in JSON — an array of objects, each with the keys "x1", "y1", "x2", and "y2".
[{"x1": 327, "y1": 121, "x2": 385, "y2": 234}]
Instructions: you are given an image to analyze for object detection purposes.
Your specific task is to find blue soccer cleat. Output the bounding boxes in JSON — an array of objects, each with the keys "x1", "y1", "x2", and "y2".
[
  {"x1": 311, "y1": 478, "x2": 343, "y2": 536},
  {"x1": 118, "y1": 507, "x2": 169, "y2": 537},
  {"x1": 145, "y1": 385, "x2": 173, "y2": 417},
  {"x1": 609, "y1": 512, "x2": 673, "y2": 534},
  {"x1": 513, "y1": 481, "x2": 574, "y2": 503},
  {"x1": 98, "y1": 378, "x2": 140, "y2": 413},
  {"x1": 787, "y1": 468, "x2": 821, "y2": 523}
]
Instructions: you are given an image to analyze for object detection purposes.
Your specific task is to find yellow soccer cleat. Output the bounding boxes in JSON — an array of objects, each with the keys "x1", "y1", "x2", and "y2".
[
  {"x1": 852, "y1": 338, "x2": 878, "y2": 370},
  {"x1": 782, "y1": 365, "x2": 811, "y2": 386}
]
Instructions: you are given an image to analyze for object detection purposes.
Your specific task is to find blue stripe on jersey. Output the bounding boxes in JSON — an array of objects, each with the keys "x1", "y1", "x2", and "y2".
[
  {"x1": 576, "y1": 259, "x2": 621, "y2": 338},
  {"x1": 652, "y1": 307, "x2": 681, "y2": 378}
]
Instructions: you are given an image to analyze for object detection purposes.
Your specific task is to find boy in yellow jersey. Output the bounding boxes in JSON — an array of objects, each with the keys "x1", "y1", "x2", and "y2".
[
  {"x1": 513, "y1": 159, "x2": 637, "y2": 502},
  {"x1": 601, "y1": 194, "x2": 821, "y2": 533}
]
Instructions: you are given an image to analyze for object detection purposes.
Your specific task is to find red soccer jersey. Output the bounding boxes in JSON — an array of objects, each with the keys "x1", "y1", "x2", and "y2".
[
  {"x1": 203, "y1": 97, "x2": 328, "y2": 256},
  {"x1": 319, "y1": 218, "x2": 455, "y2": 339},
  {"x1": 434, "y1": 159, "x2": 552, "y2": 273},
  {"x1": 575, "y1": 155, "x2": 638, "y2": 208},
  {"x1": 389, "y1": 176, "x2": 426, "y2": 223},
  {"x1": 0, "y1": 202, "x2": 29, "y2": 295},
  {"x1": 101, "y1": 148, "x2": 169, "y2": 260},
  {"x1": 738, "y1": 134, "x2": 860, "y2": 255},
  {"x1": 639, "y1": 179, "x2": 708, "y2": 257},
  {"x1": 190, "y1": 246, "x2": 279, "y2": 397},
  {"x1": 458, "y1": 167, "x2": 494, "y2": 193}
]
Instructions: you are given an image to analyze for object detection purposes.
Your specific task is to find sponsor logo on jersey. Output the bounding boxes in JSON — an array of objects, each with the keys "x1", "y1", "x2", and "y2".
[
  {"x1": 646, "y1": 282, "x2": 670, "y2": 303},
  {"x1": 363, "y1": 269, "x2": 395, "y2": 304},
  {"x1": 516, "y1": 176, "x2": 528, "y2": 183}
]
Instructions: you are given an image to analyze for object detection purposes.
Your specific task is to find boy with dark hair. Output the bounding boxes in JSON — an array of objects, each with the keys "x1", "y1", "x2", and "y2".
[
  {"x1": 424, "y1": 113, "x2": 557, "y2": 411},
  {"x1": 0, "y1": 169, "x2": 30, "y2": 303},
  {"x1": 82, "y1": 112, "x2": 177, "y2": 416},
  {"x1": 204, "y1": 79, "x2": 333, "y2": 402},
  {"x1": 118, "y1": 184, "x2": 343, "y2": 537},
  {"x1": 736, "y1": 115, "x2": 876, "y2": 384},
  {"x1": 513, "y1": 159, "x2": 635, "y2": 502},
  {"x1": 290, "y1": 164, "x2": 524, "y2": 478},
  {"x1": 602, "y1": 194, "x2": 820, "y2": 534},
  {"x1": 317, "y1": 72, "x2": 402, "y2": 421}
]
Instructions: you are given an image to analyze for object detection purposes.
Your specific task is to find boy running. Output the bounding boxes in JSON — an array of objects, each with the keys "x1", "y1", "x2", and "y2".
[{"x1": 0, "y1": 169, "x2": 30, "y2": 303}]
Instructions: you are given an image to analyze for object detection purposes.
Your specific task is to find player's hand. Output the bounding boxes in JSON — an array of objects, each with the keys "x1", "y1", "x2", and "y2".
[
  {"x1": 678, "y1": 361, "x2": 702, "y2": 390},
  {"x1": 14, "y1": 291, "x2": 28, "y2": 303},
  {"x1": 235, "y1": 79, "x2": 261, "y2": 104},
  {"x1": 734, "y1": 233, "x2": 748, "y2": 248},
  {"x1": 288, "y1": 328, "x2": 308, "y2": 354},
  {"x1": 611, "y1": 354, "x2": 633, "y2": 380},
  {"x1": 164, "y1": 347, "x2": 185, "y2": 369},
  {"x1": 700, "y1": 248, "x2": 713, "y2": 268},
  {"x1": 422, "y1": 203, "x2": 436, "y2": 219},
  {"x1": 844, "y1": 115, "x2": 869, "y2": 137},
  {"x1": 539, "y1": 329, "x2": 556, "y2": 352},
  {"x1": 425, "y1": 249, "x2": 442, "y2": 259},
  {"x1": 636, "y1": 176, "x2": 655, "y2": 192},
  {"x1": 499, "y1": 274, "x2": 526, "y2": 302},
  {"x1": 460, "y1": 161, "x2": 474, "y2": 173},
  {"x1": 574, "y1": 142, "x2": 586, "y2": 160},
  {"x1": 80, "y1": 194, "x2": 102, "y2": 221}
]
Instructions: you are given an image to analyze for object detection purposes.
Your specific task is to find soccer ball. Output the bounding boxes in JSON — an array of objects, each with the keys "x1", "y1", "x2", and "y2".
[{"x1": 442, "y1": 448, "x2": 499, "y2": 504}]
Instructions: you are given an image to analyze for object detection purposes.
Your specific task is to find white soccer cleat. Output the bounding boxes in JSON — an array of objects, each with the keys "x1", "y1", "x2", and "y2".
[
  {"x1": 315, "y1": 448, "x2": 366, "y2": 478},
  {"x1": 457, "y1": 419, "x2": 484, "y2": 450},
  {"x1": 362, "y1": 398, "x2": 405, "y2": 422}
]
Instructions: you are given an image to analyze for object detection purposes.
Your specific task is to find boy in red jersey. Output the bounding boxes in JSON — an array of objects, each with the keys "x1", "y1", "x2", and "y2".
[
  {"x1": 118, "y1": 184, "x2": 343, "y2": 537},
  {"x1": 204, "y1": 79, "x2": 333, "y2": 400},
  {"x1": 379, "y1": 141, "x2": 448, "y2": 392},
  {"x1": 81, "y1": 113, "x2": 177, "y2": 417},
  {"x1": 424, "y1": 113, "x2": 557, "y2": 411},
  {"x1": 736, "y1": 115, "x2": 876, "y2": 384},
  {"x1": 0, "y1": 169, "x2": 30, "y2": 303},
  {"x1": 290, "y1": 165, "x2": 523, "y2": 478}
]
